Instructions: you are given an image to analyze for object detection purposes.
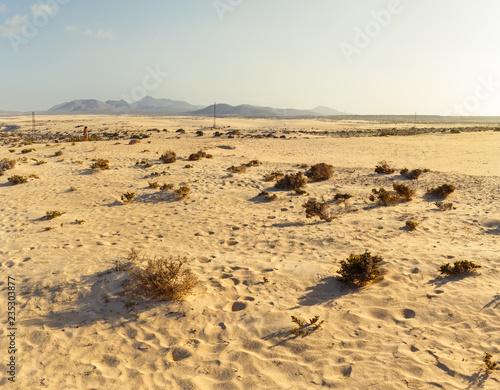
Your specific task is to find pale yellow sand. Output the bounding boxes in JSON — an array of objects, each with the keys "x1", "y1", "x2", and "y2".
[{"x1": 0, "y1": 116, "x2": 499, "y2": 389}]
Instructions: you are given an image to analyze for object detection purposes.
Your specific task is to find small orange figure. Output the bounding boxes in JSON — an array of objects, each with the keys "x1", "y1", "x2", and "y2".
[{"x1": 83, "y1": 126, "x2": 89, "y2": 141}]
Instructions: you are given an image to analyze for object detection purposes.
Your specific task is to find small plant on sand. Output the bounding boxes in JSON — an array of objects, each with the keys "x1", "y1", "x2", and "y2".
[
  {"x1": 21, "y1": 148, "x2": 36, "y2": 154},
  {"x1": 400, "y1": 168, "x2": 423, "y2": 180},
  {"x1": 375, "y1": 160, "x2": 395, "y2": 174},
  {"x1": 405, "y1": 220, "x2": 419, "y2": 231},
  {"x1": 55, "y1": 150, "x2": 63, "y2": 156},
  {"x1": 245, "y1": 160, "x2": 261, "y2": 167},
  {"x1": 33, "y1": 159, "x2": 47, "y2": 165},
  {"x1": 337, "y1": 252, "x2": 383, "y2": 287},
  {"x1": 121, "y1": 192, "x2": 135, "y2": 204},
  {"x1": 8, "y1": 149, "x2": 15, "y2": 153},
  {"x1": 29, "y1": 174, "x2": 39, "y2": 179},
  {"x1": 258, "y1": 191, "x2": 278, "y2": 202},
  {"x1": 302, "y1": 199, "x2": 332, "y2": 221},
  {"x1": 135, "y1": 160, "x2": 153, "y2": 168},
  {"x1": 45, "y1": 211, "x2": 65, "y2": 220},
  {"x1": 188, "y1": 150, "x2": 213, "y2": 161},
  {"x1": 439, "y1": 260, "x2": 481, "y2": 276},
  {"x1": 295, "y1": 188, "x2": 308, "y2": 195},
  {"x1": 427, "y1": 184, "x2": 455, "y2": 198},
  {"x1": 148, "y1": 182, "x2": 160, "y2": 189},
  {"x1": 305, "y1": 163, "x2": 334, "y2": 181},
  {"x1": 393, "y1": 183, "x2": 416, "y2": 201},
  {"x1": 275, "y1": 172, "x2": 307, "y2": 190},
  {"x1": 69, "y1": 186, "x2": 77, "y2": 192},
  {"x1": 160, "y1": 183, "x2": 174, "y2": 191},
  {"x1": 484, "y1": 352, "x2": 497, "y2": 371},
  {"x1": 126, "y1": 249, "x2": 198, "y2": 301},
  {"x1": 75, "y1": 219, "x2": 86, "y2": 224},
  {"x1": 290, "y1": 315, "x2": 325, "y2": 336},
  {"x1": 90, "y1": 159, "x2": 110, "y2": 170},
  {"x1": 160, "y1": 150, "x2": 177, "y2": 164},
  {"x1": 185, "y1": 164, "x2": 193, "y2": 169},
  {"x1": 263, "y1": 171, "x2": 284, "y2": 182},
  {"x1": 175, "y1": 186, "x2": 191, "y2": 199},
  {"x1": 0, "y1": 158, "x2": 16, "y2": 170},
  {"x1": 435, "y1": 201, "x2": 455, "y2": 211},
  {"x1": 227, "y1": 165, "x2": 247, "y2": 174},
  {"x1": 8, "y1": 175, "x2": 28, "y2": 185},
  {"x1": 334, "y1": 193, "x2": 352, "y2": 202}
]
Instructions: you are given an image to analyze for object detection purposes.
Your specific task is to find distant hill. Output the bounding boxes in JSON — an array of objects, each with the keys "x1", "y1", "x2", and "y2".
[
  {"x1": 187, "y1": 104, "x2": 347, "y2": 117},
  {"x1": 129, "y1": 96, "x2": 203, "y2": 114}
]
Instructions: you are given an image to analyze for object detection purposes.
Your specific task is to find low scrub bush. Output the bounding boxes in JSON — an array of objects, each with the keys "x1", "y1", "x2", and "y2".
[
  {"x1": 258, "y1": 191, "x2": 278, "y2": 202},
  {"x1": 263, "y1": 171, "x2": 284, "y2": 182},
  {"x1": 21, "y1": 148, "x2": 36, "y2": 154},
  {"x1": 0, "y1": 158, "x2": 16, "y2": 170},
  {"x1": 484, "y1": 352, "x2": 497, "y2": 371},
  {"x1": 188, "y1": 150, "x2": 213, "y2": 161},
  {"x1": 126, "y1": 249, "x2": 198, "y2": 301},
  {"x1": 302, "y1": 199, "x2": 332, "y2": 221},
  {"x1": 427, "y1": 184, "x2": 455, "y2": 198},
  {"x1": 245, "y1": 160, "x2": 261, "y2": 167},
  {"x1": 8, "y1": 175, "x2": 27, "y2": 185},
  {"x1": 227, "y1": 165, "x2": 247, "y2": 174},
  {"x1": 305, "y1": 163, "x2": 334, "y2": 181},
  {"x1": 375, "y1": 161, "x2": 395, "y2": 174},
  {"x1": 45, "y1": 210, "x2": 65, "y2": 220},
  {"x1": 405, "y1": 220, "x2": 419, "y2": 231},
  {"x1": 175, "y1": 186, "x2": 191, "y2": 199},
  {"x1": 439, "y1": 260, "x2": 481, "y2": 276},
  {"x1": 290, "y1": 315, "x2": 325, "y2": 336},
  {"x1": 337, "y1": 252, "x2": 383, "y2": 287},
  {"x1": 435, "y1": 201, "x2": 455, "y2": 211},
  {"x1": 160, "y1": 151, "x2": 177, "y2": 164},
  {"x1": 55, "y1": 150, "x2": 63, "y2": 156},
  {"x1": 393, "y1": 183, "x2": 416, "y2": 200},
  {"x1": 275, "y1": 172, "x2": 307, "y2": 190},
  {"x1": 400, "y1": 168, "x2": 423, "y2": 180},
  {"x1": 121, "y1": 192, "x2": 135, "y2": 204},
  {"x1": 370, "y1": 183, "x2": 415, "y2": 205},
  {"x1": 148, "y1": 182, "x2": 160, "y2": 189},
  {"x1": 334, "y1": 193, "x2": 352, "y2": 202},
  {"x1": 90, "y1": 159, "x2": 110, "y2": 170}
]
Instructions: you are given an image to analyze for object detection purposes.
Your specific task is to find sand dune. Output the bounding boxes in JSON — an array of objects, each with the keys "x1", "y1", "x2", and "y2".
[{"x1": 0, "y1": 116, "x2": 499, "y2": 389}]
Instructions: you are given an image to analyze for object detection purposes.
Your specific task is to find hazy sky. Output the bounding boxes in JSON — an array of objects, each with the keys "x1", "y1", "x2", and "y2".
[{"x1": 1, "y1": 0, "x2": 500, "y2": 115}]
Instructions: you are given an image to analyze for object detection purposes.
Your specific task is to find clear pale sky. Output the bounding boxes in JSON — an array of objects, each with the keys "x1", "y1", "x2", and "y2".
[{"x1": 1, "y1": 0, "x2": 500, "y2": 115}]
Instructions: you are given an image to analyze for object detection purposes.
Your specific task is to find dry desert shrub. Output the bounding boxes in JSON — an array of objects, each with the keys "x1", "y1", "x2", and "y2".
[
  {"x1": 174, "y1": 186, "x2": 191, "y2": 199},
  {"x1": 227, "y1": 165, "x2": 247, "y2": 174},
  {"x1": 8, "y1": 175, "x2": 28, "y2": 185},
  {"x1": 263, "y1": 171, "x2": 284, "y2": 182},
  {"x1": 121, "y1": 192, "x2": 135, "y2": 204},
  {"x1": 160, "y1": 150, "x2": 177, "y2": 164},
  {"x1": 290, "y1": 315, "x2": 325, "y2": 336},
  {"x1": 55, "y1": 150, "x2": 63, "y2": 156},
  {"x1": 126, "y1": 249, "x2": 197, "y2": 301},
  {"x1": 45, "y1": 210, "x2": 65, "y2": 220},
  {"x1": 375, "y1": 160, "x2": 395, "y2": 174},
  {"x1": 90, "y1": 159, "x2": 110, "y2": 170},
  {"x1": 21, "y1": 148, "x2": 36, "y2": 154},
  {"x1": 405, "y1": 220, "x2": 419, "y2": 231},
  {"x1": 188, "y1": 150, "x2": 213, "y2": 161},
  {"x1": 334, "y1": 193, "x2": 352, "y2": 202},
  {"x1": 129, "y1": 139, "x2": 141, "y2": 144},
  {"x1": 393, "y1": 183, "x2": 416, "y2": 200},
  {"x1": 305, "y1": 163, "x2": 334, "y2": 181},
  {"x1": 400, "y1": 168, "x2": 423, "y2": 180},
  {"x1": 439, "y1": 260, "x2": 481, "y2": 276},
  {"x1": 275, "y1": 172, "x2": 307, "y2": 190},
  {"x1": 302, "y1": 199, "x2": 332, "y2": 221},
  {"x1": 148, "y1": 182, "x2": 160, "y2": 189},
  {"x1": 484, "y1": 352, "x2": 497, "y2": 371},
  {"x1": 245, "y1": 160, "x2": 261, "y2": 167},
  {"x1": 371, "y1": 183, "x2": 415, "y2": 206},
  {"x1": 427, "y1": 184, "x2": 455, "y2": 198},
  {"x1": 337, "y1": 252, "x2": 383, "y2": 287},
  {"x1": 435, "y1": 201, "x2": 455, "y2": 211},
  {"x1": 0, "y1": 158, "x2": 16, "y2": 170},
  {"x1": 258, "y1": 191, "x2": 278, "y2": 202}
]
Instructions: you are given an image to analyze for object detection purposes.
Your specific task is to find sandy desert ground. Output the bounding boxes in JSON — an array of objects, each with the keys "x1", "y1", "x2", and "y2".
[{"x1": 0, "y1": 115, "x2": 499, "y2": 389}]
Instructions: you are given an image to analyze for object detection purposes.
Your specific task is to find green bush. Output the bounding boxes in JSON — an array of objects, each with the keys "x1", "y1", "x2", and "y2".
[
  {"x1": 337, "y1": 252, "x2": 383, "y2": 286},
  {"x1": 439, "y1": 261, "x2": 480, "y2": 276}
]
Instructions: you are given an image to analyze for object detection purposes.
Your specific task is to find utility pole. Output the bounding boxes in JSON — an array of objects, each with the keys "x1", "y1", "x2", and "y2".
[
  {"x1": 32, "y1": 111, "x2": 35, "y2": 132},
  {"x1": 213, "y1": 102, "x2": 216, "y2": 128}
]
